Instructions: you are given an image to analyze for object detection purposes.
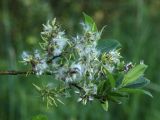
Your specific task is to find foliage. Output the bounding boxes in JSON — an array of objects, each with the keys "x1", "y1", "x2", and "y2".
[
  {"x1": 1, "y1": 0, "x2": 159, "y2": 119},
  {"x1": 21, "y1": 14, "x2": 151, "y2": 111}
]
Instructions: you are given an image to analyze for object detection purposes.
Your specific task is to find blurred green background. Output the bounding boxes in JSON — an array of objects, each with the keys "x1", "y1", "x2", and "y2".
[{"x1": 0, "y1": 0, "x2": 160, "y2": 120}]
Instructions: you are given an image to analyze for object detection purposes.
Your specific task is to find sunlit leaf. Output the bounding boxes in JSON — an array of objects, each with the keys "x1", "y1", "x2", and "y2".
[
  {"x1": 122, "y1": 64, "x2": 148, "y2": 86},
  {"x1": 124, "y1": 77, "x2": 150, "y2": 88},
  {"x1": 32, "y1": 83, "x2": 41, "y2": 91},
  {"x1": 83, "y1": 12, "x2": 98, "y2": 32},
  {"x1": 101, "y1": 100, "x2": 109, "y2": 111}
]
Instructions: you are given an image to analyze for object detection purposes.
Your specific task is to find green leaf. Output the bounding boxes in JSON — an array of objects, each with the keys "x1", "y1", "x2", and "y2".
[
  {"x1": 32, "y1": 83, "x2": 41, "y2": 91},
  {"x1": 124, "y1": 77, "x2": 150, "y2": 88},
  {"x1": 97, "y1": 39, "x2": 121, "y2": 52},
  {"x1": 97, "y1": 80, "x2": 107, "y2": 94},
  {"x1": 107, "y1": 92, "x2": 128, "y2": 104},
  {"x1": 83, "y1": 12, "x2": 98, "y2": 32},
  {"x1": 97, "y1": 79, "x2": 111, "y2": 96},
  {"x1": 118, "y1": 88, "x2": 153, "y2": 98},
  {"x1": 32, "y1": 114, "x2": 48, "y2": 120},
  {"x1": 101, "y1": 100, "x2": 109, "y2": 111},
  {"x1": 103, "y1": 66, "x2": 116, "y2": 88},
  {"x1": 122, "y1": 64, "x2": 148, "y2": 86},
  {"x1": 108, "y1": 96, "x2": 122, "y2": 104},
  {"x1": 109, "y1": 92, "x2": 129, "y2": 98}
]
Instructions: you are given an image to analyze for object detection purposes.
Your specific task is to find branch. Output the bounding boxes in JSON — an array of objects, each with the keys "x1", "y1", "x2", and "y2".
[
  {"x1": 0, "y1": 70, "x2": 83, "y2": 90},
  {"x1": 0, "y1": 70, "x2": 52, "y2": 75},
  {"x1": 69, "y1": 82, "x2": 84, "y2": 91},
  {"x1": 47, "y1": 54, "x2": 62, "y2": 64},
  {"x1": 0, "y1": 70, "x2": 85, "y2": 95}
]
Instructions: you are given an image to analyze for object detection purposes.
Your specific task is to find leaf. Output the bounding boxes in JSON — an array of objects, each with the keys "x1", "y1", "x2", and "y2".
[
  {"x1": 109, "y1": 92, "x2": 129, "y2": 98},
  {"x1": 107, "y1": 92, "x2": 128, "y2": 104},
  {"x1": 97, "y1": 39, "x2": 121, "y2": 52},
  {"x1": 101, "y1": 100, "x2": 109, "y2": 111},
  {"x1": 32, "y1": 83, "x2": 41, "y2": 91},
  {"x1": 108, "y1": 96, "x2": 122, "y2": 104},
  {"x1": 32, "y1": 114, "x2": 48, "y2": 120},
  {"x1": 99, "y1": 25, "x2": 107, "y2": 36},
  {"x1": 103, "y1": 66, "x2": 116, "y2": 88},
  {"x1": 122, "y1": 64, "x2": 148, "y2": 86},
  {"x1": 115, "y1": 73, "x2": 124, "y2": 87},
  {"x1": 118, "y1": 88, "x2": 153, "y2": 98},
  {"x1": 97, "y1": 80, "x2": 106, "y2": 94},
  {"x1": 124, "y1": 77, "x2": 150, "y2": 88},
  {"x1": 83, "y1": 12, "x2": 98, "y2": 32},
  {"x1": 97, "y1": 79, "x2": 111, "y2": 96}
]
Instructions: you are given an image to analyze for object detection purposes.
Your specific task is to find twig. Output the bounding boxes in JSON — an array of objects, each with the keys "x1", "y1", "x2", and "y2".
[
  {"x1": 0, "y1": 70, "x2": 83, "y2": 90},
  {"x1": 69, "y1": 82, "x2": 84, "y2": 91},
  {"x1": 0, "y1": 70, "x2": 52, "y2": 75},
  {"x1": 47, "y1": 54, "x2": 62, "y2": 64}
]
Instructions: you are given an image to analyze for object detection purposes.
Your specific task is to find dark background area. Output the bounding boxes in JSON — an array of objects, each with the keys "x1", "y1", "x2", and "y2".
[{"x1": 0, "y1": 0, "x2": 160, "y2": 120}]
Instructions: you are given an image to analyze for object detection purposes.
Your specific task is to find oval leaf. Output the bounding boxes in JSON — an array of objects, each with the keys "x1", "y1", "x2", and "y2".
[
  {"x1": 118, "y1": 88, "x2": 153, "y2": 98},
  {"x1": 124, "y1": 77, "x2": 150, "y2": 88},
  {"x1": 122, "y1": 64, "x2": 148, "y2": 86}
]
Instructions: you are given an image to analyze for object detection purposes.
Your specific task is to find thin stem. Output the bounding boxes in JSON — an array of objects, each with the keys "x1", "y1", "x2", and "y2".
[
  {"x1": 0, "y1": 70, "x2": 83, "y2": 90},
  {"x1": 47, "y1": 54, "x2": 62, "y2": 64},
  {"x1": 0, "y1": 70, "x2": 52, "y2": 75},
  {"x1": 69, "y1": 82, "x2": 84, "y2": 91},
  {"x1": 0, "y1": 70, "x2": 87, "y2": 96}
]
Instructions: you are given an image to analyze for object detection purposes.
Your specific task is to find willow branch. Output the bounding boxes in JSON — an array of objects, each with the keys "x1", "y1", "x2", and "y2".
[
  {"x1": 0, "y1": 70, "x2": 83, "y2": 91},
  {"x1": 69, "y1": 82, "x2": 84, "y2": 91},
  {"x1": 0, "y1": 70, "x2": 52, "y2": 75}
]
